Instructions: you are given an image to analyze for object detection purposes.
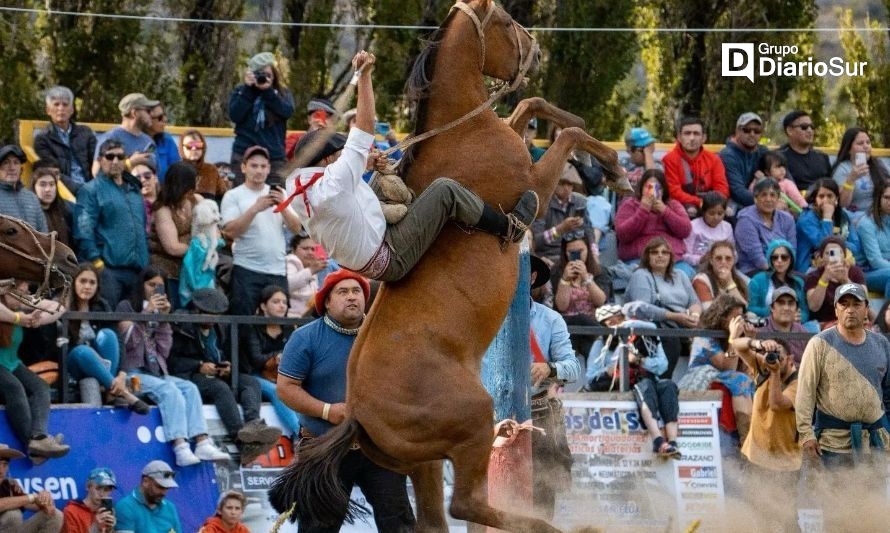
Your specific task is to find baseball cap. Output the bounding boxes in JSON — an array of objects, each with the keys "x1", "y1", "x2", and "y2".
[
  {"x1": 141, "y1": 460, "x2": 178, "y2": 488},
  {"x1": 307, "y1": 98, "x2": 336, "y2": 116},
  {"x1": 595, "y1": 304, "x2": 623, "y2": 324},
  {"x1": 624, "y1": 127, "x2": 656, "y2": 149},
  {"x1": 736, "y1": 112, "x2": 763, "y2": 128},
  {"x1": 118, "y1": 93, "x2": 160, "y2": 116},
  {"x1": 834, "y1": 283, "x2": 867, "y2": 305},
  {"x1": 0, "y1": 145, "x2": 27, "y2": 165},
  {"x1": 87, "y1": 467, "x2": 117, "y2": 488},
  {"x1": 243, "y1": 145, "x2": 270, "y2": 162},
  {"x1": 770, "y1": 286, "x2": 798, "y2": 305}
]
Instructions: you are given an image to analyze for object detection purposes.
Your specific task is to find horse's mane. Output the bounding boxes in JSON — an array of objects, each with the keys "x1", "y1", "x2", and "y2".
[{"x1": 398, "y1": 10, "x2": 457, "y2": 177}]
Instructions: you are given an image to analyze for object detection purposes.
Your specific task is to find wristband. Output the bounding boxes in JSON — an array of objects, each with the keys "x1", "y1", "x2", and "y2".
[
  {"x1": 13, "y1": 312, "x2": 21, "y2": 325},
  {"x1": 817, "y1": 278, "x2": 829, "y2": 288},
  {"x1": 27, "y1": 493, "x2": 35, "y2": 504},
  {"x1": 321, "y1": 403, "x2": 331, "y2": 421},
  {"x1": 124, "y1": 158, "x2": 133, "y2": 171},
  {"x1": 349, "y1": 71, "x2": 361, "y2": 86},
  {"x1": 843, "y1": 181, "x2": 854, "y2": 191}
]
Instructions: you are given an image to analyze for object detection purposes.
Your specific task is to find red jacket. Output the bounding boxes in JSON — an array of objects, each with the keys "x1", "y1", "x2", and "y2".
[
  {"x1": 662, "y1": 143, "x2": 729, "y2": 207},
  {"x1": 615, "y1": 197, "x2": 692, "y2": 261},
  {"x1": 61, "y1": 500, "x2": 102, "y2": 533}
]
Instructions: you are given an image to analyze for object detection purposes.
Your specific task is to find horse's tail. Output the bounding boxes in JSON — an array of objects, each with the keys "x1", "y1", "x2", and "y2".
[{"x1": 269, "y1": 418, "x2": 367, "y2": 526}]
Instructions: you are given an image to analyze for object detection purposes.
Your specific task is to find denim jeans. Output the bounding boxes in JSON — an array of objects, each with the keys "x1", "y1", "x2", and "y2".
[
  {"x1": 67, "y1": 328, "x2": 120, "y2": 389},
  {"x1": 258, "y1": 377, "x2": 300, "y2": 436},
  {"x1": 129, "y1": 372, "x2": 207, "y2": 441},
  {"x1": 0, "y1": 364, "x2": 51, "y2": 445},
  {"x1": 864, "y1": 267, "x2": 890, "y2": 299}
]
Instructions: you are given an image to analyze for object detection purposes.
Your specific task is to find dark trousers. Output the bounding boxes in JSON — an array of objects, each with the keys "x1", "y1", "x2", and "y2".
[
  {"x1": 634, "y1": 377, "x2": 680, "y2": 425},
  {"x1": 189, "y1": 373, "x2": 262, "y2": 438},
  {"x1": 297, "y1": 447, "x2": 415, "y2": 533},
  {"x1": 99, "y1": 266, "x2": 141, "y2": 308},
  {"x1": 229, "y1": 265, "x2": 287, "y2": 317},
  {"x1": 0, "y1": 364, "x2": 50, "y2": 445}
]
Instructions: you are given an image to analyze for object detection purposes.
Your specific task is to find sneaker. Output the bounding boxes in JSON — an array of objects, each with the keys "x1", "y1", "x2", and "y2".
[
  {"x1": 174, "y1": 442, "x2": 201, "y2": 467},
  {"x1": 505, "y1": 190, "x2": 539, "y2": 243},
  {"x1": 194, "y1": 439, "x2": 231, "y2": 462},
  {"x1": 239, "y1": 441, "x2": 275, "y2": 466},
  {"x1": 237, "y1": 419, "x2": 282, "y2": 445},
  {"x1": 28, "y1": 434, "x2": 70, "y2": 459}
]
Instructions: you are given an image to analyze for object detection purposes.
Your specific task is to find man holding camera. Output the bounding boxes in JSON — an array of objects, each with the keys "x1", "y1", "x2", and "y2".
[
  {"x1": 221, "y1": 145, "x2": 302, "y2": 316},
  {"x1": 756, "y1": 286, "x2": 810, "y2": 364},
  {"x1": 796, "y1": 283, "x2": 890, "y2": 470},
  {"x1": 61, "y1": 468, "x2": 118, "y2": 533}
]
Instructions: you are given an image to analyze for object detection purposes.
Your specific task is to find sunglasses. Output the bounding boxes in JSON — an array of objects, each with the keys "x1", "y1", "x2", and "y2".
[
  {"x1": 151, "y1": 113, "x2": 167, "y2": 121},
  {"x1": 649, "y1": 250, "x2": 671, "y2": 256},
  {"x1": 741, "y1": 127, "x2": 762, "y2": 135},
  {"x1": 103, "y1": 153, "x2": 126, "y2": 161},
  {"x1": 135, "y1": 171, "x2": 154, "y2": 180},
  {"x1": 146, "y1": 470, "x2": 176, "y2": 479},
  {"x1": 771, "y1": 253, "x2": 790, "y2": 261},
  {"x1": 184, "y1": 143, "x2": 204, "y2": 150},
  {"x1": 792, "y1": 123, "x2": 815, "y2": 131}
]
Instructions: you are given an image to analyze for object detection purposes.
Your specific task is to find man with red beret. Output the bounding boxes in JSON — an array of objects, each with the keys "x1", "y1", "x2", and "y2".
[{"x1": 276, "y1": 269, "x2": 415, "y2": 531}]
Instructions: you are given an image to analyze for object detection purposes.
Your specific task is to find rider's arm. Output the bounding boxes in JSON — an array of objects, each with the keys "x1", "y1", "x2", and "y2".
[{"x1": 354, "y1": 53, "x2": 375, "y2": 135}]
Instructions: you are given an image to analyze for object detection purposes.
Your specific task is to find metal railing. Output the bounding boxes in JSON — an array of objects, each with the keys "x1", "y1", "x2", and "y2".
[{"x1": 53, "y1": 311, "x2": 818, "y2": 402}]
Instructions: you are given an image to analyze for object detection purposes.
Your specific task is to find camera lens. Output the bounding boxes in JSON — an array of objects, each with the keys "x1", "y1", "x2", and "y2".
[{"x1": 765, "y1": 352, "x2": 779, "y2": 364}]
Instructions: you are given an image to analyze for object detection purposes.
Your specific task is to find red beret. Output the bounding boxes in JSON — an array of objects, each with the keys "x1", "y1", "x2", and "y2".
[{"x1": 315, "y1": 269, "x2": 370, "y2": 315}]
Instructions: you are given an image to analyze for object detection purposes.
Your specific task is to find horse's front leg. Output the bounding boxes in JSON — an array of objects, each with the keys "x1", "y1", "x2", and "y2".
[
  {"x1": 532, "y1": 127, "x2": 632, "y2": 195},
  {"x1": 503, "y1": 97, "x2": 586, "y2": 139},
  {"x1": 408, "y1": 460, "x2": 448, "y2": 533}
]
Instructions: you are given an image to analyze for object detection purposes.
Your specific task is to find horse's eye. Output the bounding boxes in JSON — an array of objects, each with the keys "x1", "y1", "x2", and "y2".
[{"x1": 4, "y1": 227, "x2": 15, "y2": 236}]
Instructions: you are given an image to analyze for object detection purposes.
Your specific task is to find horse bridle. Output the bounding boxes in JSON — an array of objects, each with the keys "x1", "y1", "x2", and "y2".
[
  {"x1": 0, "y1": 217, "x2": 70, "y2": 308},
  {"x1": 380, "y1": 1, "x2": 538, "y2": 158}
]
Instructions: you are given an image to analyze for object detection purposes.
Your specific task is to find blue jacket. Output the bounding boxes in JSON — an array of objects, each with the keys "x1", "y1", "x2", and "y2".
[
  {"x1": 74, "y1": 172, "x2": 148, "y2": 269},
  {"x1": 228, "y1": 84, "x2": 295, "y2": 160},
  {"x1": 746, "y1": 239, "x2": 808, "y2": 322},
  {"x1": 718, "y1": 140, "x2": 767, "y2": 207},
  {"x1": 857, "y1": 214, "x2": 890, "y2": 271},
  {"x1": 734, "y1": 205, "x2": 797, "y2": 274},
  {"x1": 153, "y1": 131, "x2": 181, "y2": 183},
  {"x1": 795, "y1": 208, "x2": 862, "y2": 273}
]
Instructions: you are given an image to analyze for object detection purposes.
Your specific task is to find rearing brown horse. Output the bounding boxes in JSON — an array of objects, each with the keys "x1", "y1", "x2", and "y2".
[
  {"x1": 270, "y1": 1, "x2": 623, "y2": 531},
  {"x1": 0, "y1": 214, "x2": 78, "y2": 301}
]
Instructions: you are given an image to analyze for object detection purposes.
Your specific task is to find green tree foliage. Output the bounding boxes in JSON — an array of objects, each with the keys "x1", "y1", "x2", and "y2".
[
  {"x1": 640, "y1": 0, "x2": 818, "y2": 141},
  {"x1": 0, "y1": 9, "x2": 41, "y2": 144},
  {"x1": 168, "y1": 0, "x2": 245, "y2": 127},
  {"x1": 535, "y1": 0, "x2": 637, "y2": 139}
]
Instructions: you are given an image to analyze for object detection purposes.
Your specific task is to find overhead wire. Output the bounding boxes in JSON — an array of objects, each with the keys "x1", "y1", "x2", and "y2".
[{"x1": 0, "y1": 5, "x2": 886, "y2": 33}]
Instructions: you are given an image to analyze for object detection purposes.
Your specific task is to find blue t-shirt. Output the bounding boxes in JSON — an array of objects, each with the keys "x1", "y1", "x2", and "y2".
[
  {"x1": 95, "y1": 127, "x2": 158, "y2": 168},
  {"x1": 114, "y1": 488, "x2": 182, "y2": 533},
  {"x1": 279, "y1": 317, "x2": 355, "y2": 437}
]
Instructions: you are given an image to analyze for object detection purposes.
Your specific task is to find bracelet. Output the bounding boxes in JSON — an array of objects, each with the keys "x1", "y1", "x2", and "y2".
[
  {"x1": 582, "y1": 277, "x2": 593, "y2": 287},
  {"x1": 559, "y1": 279, "x2": 570, "y2": 286},
  {"x1": 13, "y1": 312, "x2": 21, "y2": 325},
  {"x1": 843, "y1": 181, "x2": 854, "y2": 191},
  {"x1": 124, "y1": 158, "x2": 133, "y2": 171},
  {"x1": 321, "y1": 403, "x2": 331, "y2": 421},
  {"x1": 817, "y1": 278, "x2": 829, "y2": 288}
]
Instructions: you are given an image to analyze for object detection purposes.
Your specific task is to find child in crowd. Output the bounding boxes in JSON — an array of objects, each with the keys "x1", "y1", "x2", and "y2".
[
  {"x1": 754, "y1": 151, "x2": 807, "y2": 214},
  {"x1": 683, "y1": 192, "x2": 734, "y2": 267}
]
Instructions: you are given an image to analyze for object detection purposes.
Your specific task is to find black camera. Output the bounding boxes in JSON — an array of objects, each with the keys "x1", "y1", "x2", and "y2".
[
  {"x1": 764, "y1": 351, "x2": 780, "y2": 364},
  {"x1": 254, "y1": 70, "x2": 269, "y2": 84}
]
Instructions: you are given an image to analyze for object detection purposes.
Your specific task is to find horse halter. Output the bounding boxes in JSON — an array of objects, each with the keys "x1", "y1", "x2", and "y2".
[{"x1": 0, "y1": 216, "x2": 70, "y2": 308}]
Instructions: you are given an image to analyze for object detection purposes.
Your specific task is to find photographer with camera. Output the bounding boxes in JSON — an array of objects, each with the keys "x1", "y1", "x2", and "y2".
[
  {"x1": 586, "y1": 304, "x2": 682, "y2": 459},
  {"x1": 228, "y1": 52, "x2": 295, "y2": 186},
  {"x1": 61, "y1": 468, "x2": 118, "y2": 533},
  {"x1": 756, "y1": 286, "x2": 810, "y2": 363}
]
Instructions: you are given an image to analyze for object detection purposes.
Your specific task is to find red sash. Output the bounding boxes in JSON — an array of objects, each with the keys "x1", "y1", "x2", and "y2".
[{"x1": 274, "y1": 171, "x2": 324, "y2": 215}]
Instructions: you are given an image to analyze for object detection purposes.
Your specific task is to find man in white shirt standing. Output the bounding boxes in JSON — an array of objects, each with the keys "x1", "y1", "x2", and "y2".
[{"x1": 221, "y1": 144, "x2": 303, "y2": 316}]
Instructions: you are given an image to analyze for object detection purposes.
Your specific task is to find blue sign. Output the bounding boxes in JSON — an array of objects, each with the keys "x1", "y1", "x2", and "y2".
[{"x1": 0, "y1": 406, "x2": 219, "y2": 532}]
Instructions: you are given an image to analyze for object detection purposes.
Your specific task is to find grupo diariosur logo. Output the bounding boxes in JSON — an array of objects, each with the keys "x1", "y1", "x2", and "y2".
[{"x1": 721, "y1": 43, "x2": 867, "y2": 82}]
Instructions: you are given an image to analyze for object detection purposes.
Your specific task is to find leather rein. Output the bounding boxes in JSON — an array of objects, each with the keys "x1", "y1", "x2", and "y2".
[{"x1": 0, "y1": 217, "x2": 70, "y2": 309}]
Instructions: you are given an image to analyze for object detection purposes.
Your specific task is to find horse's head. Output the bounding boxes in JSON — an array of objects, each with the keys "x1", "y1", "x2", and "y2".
[
  {"x1": 460, "y1": 0, "x2": 540, "y2": 86},
  {"x1": 0, "y1": 215, "x2": 78, "y2": 290}
]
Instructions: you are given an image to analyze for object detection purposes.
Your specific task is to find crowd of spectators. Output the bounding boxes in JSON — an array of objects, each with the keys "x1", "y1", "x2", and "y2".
[{"x1": 0, "y1": 49, "x2": 888, "y2": 527}]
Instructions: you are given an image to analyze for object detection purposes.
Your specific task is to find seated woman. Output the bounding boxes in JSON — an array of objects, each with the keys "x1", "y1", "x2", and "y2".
[
  {"x1": 550, "y1": 231, "x2": 607, "y2": 357},
  {"x1": 691, "y1": 240, "x2": 749, "y2": 309},
  {"x1": 804, "y1": 236, "x2": 866, "y2": 326},
  {"x1": 625, "y1": 236, "x2": 702, "y2": 378},
  {"x1": 242, "y1": 286, "x2": 300, "y2": 438},
  {"x1": 734, "y1": 178, "x2": 797, "y2": 276},
  {"x1": 856, "y1": 180, "x2": 890, "y2": 300},
  {"x1": 67, "y1": 263, "x2": 148, "y2": 412},
  {"x1": 587, "y1": 304, "x2": 681, "y2": 459},
  {"x1": 615, "y1": 169, "x2": 694, "y2": 277},
  {"x1": 286, "y1": 232, "x2": 322, "y2": 318},
  {"x1": 170, "y1": 288, "x2": 281, "y2": 466},
  {"x1": 30, "y1": 160, "x2": 73, "y2": 247},
  {"x1": 796, "y1": 178, "x2": 862, "y2": 274},
  {"x1": 831, "y1": 126, "x2": 890, "y2": 218},
  {"x1": 747, "y1": 239, "x2": 809, "y2": 323},
  {"x1": 116, "y1": 266, "x2": 230, "y2": 466},
  {"x1": 0, "y1": 284, "x2": 69, "y2": 463},
  {"x1": 677, "y1": 294, "x2": 754, "y2": 444}
]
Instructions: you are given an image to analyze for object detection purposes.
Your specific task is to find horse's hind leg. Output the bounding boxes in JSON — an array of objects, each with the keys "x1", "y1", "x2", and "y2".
[
  {"x1": 533, "y1": 127, "x2": 631, "y2": 195},
  {"x1": 409, "y1": 460, "x2": 448, "y2": 532},
  {"x1": 503, "y1": 97, "x2": 586, "y2": 138},
  {"x1": 448, "y1": 429, "x2": 562, "y2": 533}
]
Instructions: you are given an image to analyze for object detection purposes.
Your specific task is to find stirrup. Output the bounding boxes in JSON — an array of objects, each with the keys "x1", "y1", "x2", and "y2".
[{"x1": 501, "y1": 213, "x2": 529, "y2": 250}]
